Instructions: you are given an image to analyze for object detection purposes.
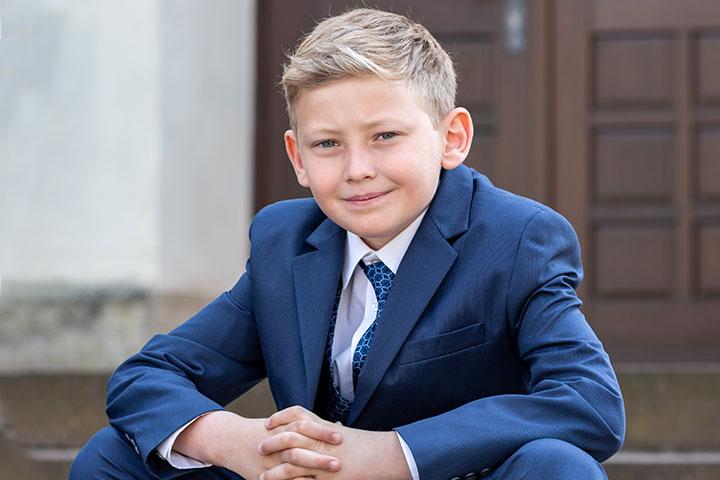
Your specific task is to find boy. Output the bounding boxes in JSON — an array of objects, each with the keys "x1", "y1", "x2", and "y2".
[{"x1": 71, "y1": 8, "x2": 624, "y2": 480}]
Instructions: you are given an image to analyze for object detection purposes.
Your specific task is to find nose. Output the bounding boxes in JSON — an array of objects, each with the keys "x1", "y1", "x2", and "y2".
[{"x1": 343, "y1": 146, "x2": 376, "y2": 182}]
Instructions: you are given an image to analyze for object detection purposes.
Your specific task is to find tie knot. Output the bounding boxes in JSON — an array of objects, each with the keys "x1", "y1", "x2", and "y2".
[{"x1": 360, "y1": 260, "x2": 394, "y2": 301}]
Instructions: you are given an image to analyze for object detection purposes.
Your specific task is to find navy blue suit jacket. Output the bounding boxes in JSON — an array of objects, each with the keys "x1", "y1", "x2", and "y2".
[{"x1": 107, "y1": 165, "x2": 625, "y2": 479}]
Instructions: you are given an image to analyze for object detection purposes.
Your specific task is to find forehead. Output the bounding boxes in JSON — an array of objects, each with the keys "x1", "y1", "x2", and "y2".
[{"x1": 293, "y1": 76, "x2": 434, "y2": 133}]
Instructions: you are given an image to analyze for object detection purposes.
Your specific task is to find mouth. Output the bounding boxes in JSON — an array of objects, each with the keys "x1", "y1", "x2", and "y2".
[{"x1": 345, "y1": 190, "x2": 391, "y2": 205}]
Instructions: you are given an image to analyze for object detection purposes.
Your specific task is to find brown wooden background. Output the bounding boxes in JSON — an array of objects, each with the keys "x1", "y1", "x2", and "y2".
[{"x1": 255, "y1": 0, "x2": 720, "y2": 363}]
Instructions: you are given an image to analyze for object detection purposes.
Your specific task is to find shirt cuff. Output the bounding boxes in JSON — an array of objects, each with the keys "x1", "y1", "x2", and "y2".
[
  {"x1": 396, "y1": 431, "x2": 420, "y2": 480},
  {"x1": 156, "y1": 416, "x2": 213, "y2": 470}
]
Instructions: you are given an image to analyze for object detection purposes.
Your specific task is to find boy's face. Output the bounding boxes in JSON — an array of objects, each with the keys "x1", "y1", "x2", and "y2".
[{"x1": 285, "y1": 76, "x2": 467, "y2": 250}]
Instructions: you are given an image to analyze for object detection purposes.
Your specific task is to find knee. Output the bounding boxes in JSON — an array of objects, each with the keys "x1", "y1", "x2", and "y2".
[
  {"x1": 509, "y1": 439, "x2": 607, "y2": 479},
  {"x1": 69, "y1": 426, "x2": 138, "y2": 479}
]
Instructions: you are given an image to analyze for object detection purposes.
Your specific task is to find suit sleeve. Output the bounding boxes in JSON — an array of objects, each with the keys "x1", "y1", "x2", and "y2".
[
  {"x1": 105, "y1": 258, "x2": 265, "y2": 478},
  {"x1": 395, "y1": 208, "x2": 626, "y2": 479}
]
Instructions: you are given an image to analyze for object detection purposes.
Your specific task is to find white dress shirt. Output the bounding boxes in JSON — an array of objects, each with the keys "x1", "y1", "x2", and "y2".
[{"x1": 158, "y1": 211, "x2": 426, "y2": 480}]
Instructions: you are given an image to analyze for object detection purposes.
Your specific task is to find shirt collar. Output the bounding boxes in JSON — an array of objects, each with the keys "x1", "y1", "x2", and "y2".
[{"x1": 342, "y1": 210, "x2": 427, "y2": 288}]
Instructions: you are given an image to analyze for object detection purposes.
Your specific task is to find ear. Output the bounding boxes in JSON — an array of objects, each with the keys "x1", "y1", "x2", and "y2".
[
  {"x1": 284, "y1": 129, "x2": 310, "y2": 188},
  {"x1": 440, "y1": 107, "x2": 474, "y2": 170}
]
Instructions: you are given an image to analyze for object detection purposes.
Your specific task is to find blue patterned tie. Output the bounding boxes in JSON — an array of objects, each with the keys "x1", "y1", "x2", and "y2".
[
  {"x1": 352, "y1": 260, "x2": 395, "y2": 389},
  {"x1": 324, "y1": 284, "x2": 352, "y2": 423},
  {"x1": 324, "y1": 259, "x2": 395, "y2": 423}
]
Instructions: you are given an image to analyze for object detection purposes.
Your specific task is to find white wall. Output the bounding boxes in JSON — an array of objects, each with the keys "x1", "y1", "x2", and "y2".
[
  {"x1": 158, "y1": 0, "x2": 255, "y2": 294},
  {"x1": 0, "y1": 1, "x2": 161, "y2": 286},
  {"x1": 0, "y1": 0, "x2": 255, "y2": 294},
  {"x1": 0, "y1": 0, "x2": 256, "y2": 371}
]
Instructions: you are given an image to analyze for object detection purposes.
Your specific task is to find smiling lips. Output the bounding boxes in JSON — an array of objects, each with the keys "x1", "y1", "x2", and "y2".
[{"x1": 345, "y1": 190, "x2": 390, "y2": 205}]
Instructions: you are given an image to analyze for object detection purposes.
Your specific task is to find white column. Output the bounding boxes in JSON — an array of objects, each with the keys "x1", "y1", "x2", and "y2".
[{"x1": 0, "y1": 0, "x2": 256, "y2": 371}]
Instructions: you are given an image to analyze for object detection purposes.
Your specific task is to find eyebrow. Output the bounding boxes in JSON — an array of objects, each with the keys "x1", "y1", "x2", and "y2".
[
  {"x1": 303, "y1": 118, "x2": 412, "y2": 137},
  {"x1": 363, "y1": 118, "x2": 413, "y2": 130}
]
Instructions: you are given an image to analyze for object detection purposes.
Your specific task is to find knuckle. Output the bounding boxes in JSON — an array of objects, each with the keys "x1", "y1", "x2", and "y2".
[
  {"x1": 287, "y1": 448, "x2": 301, "y2": 463},
  {"x1": 257, "y1": 441, "x2": 267, "y2": 455},
  {"x1": 282, "y1": 463, "x2": 296, "y2": 476},
  {"x1": 290, "y1": 431, "x2": 304, "y2": 446},
  {"x1": 281, "y1": 432, "x2": 294, "y2": 447}
]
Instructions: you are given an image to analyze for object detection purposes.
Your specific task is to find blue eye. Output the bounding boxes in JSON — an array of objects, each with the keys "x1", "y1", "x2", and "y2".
[
  {"x1": 378, "y1": 132, "x2": 396, "y2": 140},
  {"x1": 316, "y1": 139, "x2": 337, "y2": 149}
]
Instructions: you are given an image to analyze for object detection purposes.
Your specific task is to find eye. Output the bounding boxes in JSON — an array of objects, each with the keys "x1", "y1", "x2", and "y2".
[
  {"x1": 377, "y1": 132, "x2": 397, "y2": 141},
  {"x1": 314, "y1": 139, "x2": 338, "y2": 149}
]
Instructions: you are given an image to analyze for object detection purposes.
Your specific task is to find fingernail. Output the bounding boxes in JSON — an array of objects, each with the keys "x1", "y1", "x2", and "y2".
[
  {"x1": 329, "y1": 460, "x2": 340, "y2": 470},
  {"x1": 259, "y1": 474, "x2": 265, "y2": 480},
  {"x1": 264, "y1": 418, "x2": 271, "y2": 428},
  {"x1": 257, "y1": 444, "x2": 264, "y2": 455},
  {"x1": 331, "y1": 432, "x2": 342, "y2": 443}
]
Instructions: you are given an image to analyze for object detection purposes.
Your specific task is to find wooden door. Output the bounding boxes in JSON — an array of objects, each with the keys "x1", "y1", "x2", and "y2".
[
  {"x1": 555, "y1": 0, "x2": 720, "y2": 361},
  {"x1": 255, "y1": 0, "x2": 548, "y2": 208}
]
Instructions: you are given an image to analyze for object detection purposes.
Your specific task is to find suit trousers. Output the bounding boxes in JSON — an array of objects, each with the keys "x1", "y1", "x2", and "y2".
[{"x1": 69, "y1": 426, "x2": 608, "y2": 480}]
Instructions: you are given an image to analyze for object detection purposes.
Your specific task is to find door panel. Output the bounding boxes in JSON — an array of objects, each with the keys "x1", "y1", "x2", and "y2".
[{"x1": 555, "y1": 0, "x2": 720, "y2": 361}]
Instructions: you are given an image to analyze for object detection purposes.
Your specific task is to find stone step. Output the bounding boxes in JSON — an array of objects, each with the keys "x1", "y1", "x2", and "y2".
[
  {"x1": 0, "y1": 436, "x2": 46, "y2": 479},
  {"x1": 606, "y1": 464, "x2": 720, "y2": 480},
  {"x1": 0, "y1": 374, "x2": 274, "y2": 480},
  {"x1": 0, "y1": 373, "x2": 110, "y2": 447},
  {"x1": 605, "y1": 451, "x2": 720, "y2": 480},
  {"x1": 1, "y1": 367, "x2": 719, "y2": 478},
  {"x1": 4, "y1": 446, "x2": 720, "y2": 480},
  {"x1": 22, "y1": 447, "x2": 73, "y2": 480},
  {"x1": 616, "y1": 364, "x2": 720, "y2": 450},
  {"x1": 2, "y1": 367, "x2": 717, "y2": 450},
  {"x1": 0, "y1": 373, "x2": 275, "y2": 448}
]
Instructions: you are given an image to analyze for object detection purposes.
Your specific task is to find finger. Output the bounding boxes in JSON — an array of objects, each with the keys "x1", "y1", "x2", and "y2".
[
  {"x1": 265, "y1": 406, "x2": 318, "y2": 429},
  {"x1": 284, "y1": 419, "x2": 342, "y2": 444},
  {"x1": 278, "y1": 447, "x2": 341, "y2": 472},
  {"x1": 259, "y1": 462, "x2": 316, "y2": 480},
  {"x1": 259, "y1": 430, "x2": 338, "y2": 456},
  {"x1": 258, "y1": 431, "x2": 309, "y2": 455}
]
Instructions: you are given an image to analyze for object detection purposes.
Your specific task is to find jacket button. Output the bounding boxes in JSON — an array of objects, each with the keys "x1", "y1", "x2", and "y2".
[
  {"x1": 479, "y1": 467, "x2": 492, "y2": 477},
  {"x1": 464, "y1": 473, "x2": 478, "y2": 480},
  {"x1": 123, "y1": 433, "x2": 141, "y2": 456}
]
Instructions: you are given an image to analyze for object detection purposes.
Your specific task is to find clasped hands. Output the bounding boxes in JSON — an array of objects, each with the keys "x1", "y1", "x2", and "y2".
[
  {"x1": 175, "y1": 405, "x2": 410, "y2": 479},
  {"x1": 256, "y1": 406, "x2": 343, "y2": 480},
  {"x1": 255, "y1": 406, "x2": 407, "y2": 480}
]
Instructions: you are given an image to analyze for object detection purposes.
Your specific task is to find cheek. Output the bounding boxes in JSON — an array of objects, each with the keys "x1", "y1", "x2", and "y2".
[
  {"x1": 306, "y1": 176, "x2": 343, "y2": 212},
  {"x1": 303, "y1": 162, "x2": 338, "y2": 192},
  {"x1": 308, "y1": 183, "x2": 335, "y2": 206}
]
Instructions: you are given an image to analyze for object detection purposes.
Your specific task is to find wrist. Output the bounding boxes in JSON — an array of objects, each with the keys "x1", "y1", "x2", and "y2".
[
  {"x1": 174, "y1": 411, "x2": 249, "y2": 467},
  {"x1": 345, "y1": 429, "x2": 412, "y2": 480},
  {"x1": 380, "y1": 431, "x2": 413, "y2": 480},
  {"x1": 207, "y1": 414, "x2": 272, "y2": 478},
  {"x1": 208, "y1": 413, "x2": 263, "y2": 471}
]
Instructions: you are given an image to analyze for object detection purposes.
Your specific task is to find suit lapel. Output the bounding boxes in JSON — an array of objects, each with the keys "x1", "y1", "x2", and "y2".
[
  {"x1": 349, "y1": 220, "x2": 457, "y2": 423},
  {"x1": 292, "y1": 218, "x2": 345, "y2": 408},
  {"x1": 348, "y1": 166, "x2": 474, "y2": 423}
]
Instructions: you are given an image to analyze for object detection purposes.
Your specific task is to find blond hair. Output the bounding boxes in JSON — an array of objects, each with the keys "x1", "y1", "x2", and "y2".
[{"x1": 281, "y1": 8, "x2": 456, "y2": 130}]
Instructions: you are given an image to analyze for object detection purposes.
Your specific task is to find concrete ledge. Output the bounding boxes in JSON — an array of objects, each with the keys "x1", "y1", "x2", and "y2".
[
  {"x1": 0, "y1": 373, "x2": 275, "y2": 447},
  {"x1": 604, "y1": 464, "x2": 720, "y2": 480},
  {"x1": 608, "y1": 451, "x2": 720, "y2": 465},
  {"x1": 0, "y1": 285, "x2": 216, "y2": 372},
  {"x1": 617, "y1": 369, "x2": 720, "y2": 450}
]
